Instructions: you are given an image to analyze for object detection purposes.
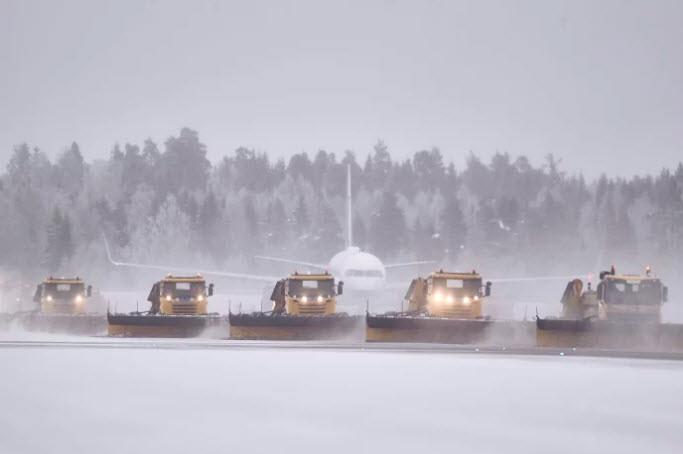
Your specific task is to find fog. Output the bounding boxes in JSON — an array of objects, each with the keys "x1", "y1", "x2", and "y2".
[
  {"x1": 2, "y1": 1, "x2": 682, "y2": 313},
  {"x1": 1, "y1": 132, "x2": 682, "y2": 318},
  {"x1": 1, "y1": 2, "x2": 683, "y2": 451},
  {"x1": 1, "y1": 0, "x2": 682, "y2": 176}
]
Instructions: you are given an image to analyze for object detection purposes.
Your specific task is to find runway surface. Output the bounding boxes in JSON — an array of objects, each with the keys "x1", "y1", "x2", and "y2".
[
  {"x1": 2, "y1": 335, "x2": 683, "y2": 454},
  {"x1": 2, "y1": 336, "x2": 683, "y2": 361}
]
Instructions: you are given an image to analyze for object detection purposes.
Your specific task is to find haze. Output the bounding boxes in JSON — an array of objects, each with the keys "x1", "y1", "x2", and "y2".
[{"x1": 1, "y1": 0, "x2": 682, "y2": 176}]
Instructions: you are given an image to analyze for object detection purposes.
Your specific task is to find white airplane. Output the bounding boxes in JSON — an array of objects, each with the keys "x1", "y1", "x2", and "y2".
[
  {"x1": 104, "y1": 165, "x2": 431, "y2": 293},
  {"x1": 254, "y1": 165, "x2": 433, "y2": 292}
]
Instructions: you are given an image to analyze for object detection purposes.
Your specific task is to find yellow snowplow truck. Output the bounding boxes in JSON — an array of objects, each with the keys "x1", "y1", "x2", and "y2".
[
  {"x1": 35, "y1": 277, "x2": 92, "y2": 314},
  {"x1": 536, "y1": 267, "x2": 683, "y2": 351},
  {"x1": 367, "y1": 270, "x2": 532, "y2": 344},
  {"x1": 13, "y1": 277, "x2": 106, "y2": 334},
  {"x1": 408, "y1": 270, "x2": 490, "y2": 318},
  {"x1": 229, "y1": 272, "x2": 361, "y2": 340},
  {"x1": 108, "y1": 275, "x2": 224, "y2": 337}
]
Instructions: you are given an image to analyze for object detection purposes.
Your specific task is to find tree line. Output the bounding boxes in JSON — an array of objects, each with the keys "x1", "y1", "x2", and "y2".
[{"x1": 1, "y1": 127, "x2": 682, "y2": 283}]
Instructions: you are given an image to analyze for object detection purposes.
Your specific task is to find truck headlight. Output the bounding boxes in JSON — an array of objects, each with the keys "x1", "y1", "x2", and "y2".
[
  {"x1": 166, "y1": 295, "x2": 172, "y2": 302},
  {"x1": 446, "y1": 295, "x2": 454, "y2": 304},
  {"x1": 433, "y1": 292, "x2": 444, "y2": 303},
  {"x1": 317, "y1": 295, "x2": 324, "y2": 303},
  {"x1": 75, "y1": 294, "x2": 83, "y2": 303},
  {"x1": 46, "y1": 295, "x2": 53, "y2": 302},
  {"x1": 463, "y1": 296, "x2": 471, "y2": 306},
  {"x1": 301, "y1": 296, "x2": 308, "y2": 303},
  {"x1": 196, "y1": 294, "x2": 204, "y2": 301}
]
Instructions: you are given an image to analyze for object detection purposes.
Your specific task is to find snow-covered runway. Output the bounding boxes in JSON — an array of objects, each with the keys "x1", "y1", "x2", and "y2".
[{"x1": 1, "y1": 338, "x2": 683, "y2": 454}]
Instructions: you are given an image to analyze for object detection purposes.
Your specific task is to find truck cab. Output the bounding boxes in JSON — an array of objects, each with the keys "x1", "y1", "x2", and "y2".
[
  {"x1": 597, "y1": 267, "x2": 668, "y2": 322},
  {"x1": 33, "y1": 277, "x2": 92, "y2": 315},
  {"x1": 272, "y1": 272, "x2": 343, "y2": 316},
  {"x1": 147, "y1": 275, "x2": 214, "y2": 315},
  {"x1": 407, "y1": 270, "x2": 491, "y2": 318}
]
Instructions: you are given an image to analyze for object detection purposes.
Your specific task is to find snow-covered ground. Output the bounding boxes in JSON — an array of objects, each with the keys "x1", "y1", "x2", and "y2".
[{"x1": 1, "y1": 342, "x2": 682, "y2": 454}]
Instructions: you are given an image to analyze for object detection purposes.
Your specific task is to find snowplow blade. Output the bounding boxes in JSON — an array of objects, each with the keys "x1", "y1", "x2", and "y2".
[
  {"x1": 229, "y1": 313, "x2": 363, "y2": 340},
  {"x1": 366, "y1": 314, "x2": 536, "y2": 345},
  {"x1": 536, "y1": 317, "x2": 683, "y2": 352},
  {"x1": 107, "y1": 312, "x2": 227, "y2": 338},
  {"x1": 10, "y1": 312, "x2": 107, "y2": 335}
]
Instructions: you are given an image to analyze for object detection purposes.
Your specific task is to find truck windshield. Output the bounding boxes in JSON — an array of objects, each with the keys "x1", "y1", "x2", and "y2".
[
  {"x1": 288, "y1": 279, "x2": 335, "y2": 296},
  {"x1": 163, "y1": 282, "x2": 205, "y2": 298},
  {"x1": 44, "y1": 283, "x2": 84, "y2": 299},
  {"x1": 431, "y1": 278, "x2": 481, "y2": 296},
  {"x1": 604, "y1": 279, "x2": 662, "y2": 305}
]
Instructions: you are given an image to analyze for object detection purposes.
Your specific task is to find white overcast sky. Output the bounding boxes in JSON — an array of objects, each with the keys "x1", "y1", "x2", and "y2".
[{"x1": 1, "y1": 0, "x2": 681, "y2": 176}]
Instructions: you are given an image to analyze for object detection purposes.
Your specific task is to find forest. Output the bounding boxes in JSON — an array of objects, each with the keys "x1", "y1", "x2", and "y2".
[{"x1": 1, "y1": 127, "x2": 682, "y2": 284}]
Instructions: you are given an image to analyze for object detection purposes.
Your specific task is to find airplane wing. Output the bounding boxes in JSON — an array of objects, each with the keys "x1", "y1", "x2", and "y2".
[
  {"x1": 488, "y1": 274, "x2": 591, "y2": 283},
  {"x1": 384, "y1": 260, "x2": 436, "y2": 269},
  {"x1": 385, "y1": 274, "x2": 586, "y2": 288},
  {"x1": 384, "y1": 273, "x2": 590, "y2": 291},
  {"x1": 103, "y1": 236, "x2": 278, "y2": 282},
  {"x1": 254, "y1": 255, "x2": 327, "y2": 270}
]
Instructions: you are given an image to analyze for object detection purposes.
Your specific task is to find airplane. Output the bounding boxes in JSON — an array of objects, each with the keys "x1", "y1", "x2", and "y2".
[
  {"x1": 104, "y1": 165, "x2": 432, "y2": 293},
  {"x1": 254, "y1": 165, "x2": 433, "y2": 292}
]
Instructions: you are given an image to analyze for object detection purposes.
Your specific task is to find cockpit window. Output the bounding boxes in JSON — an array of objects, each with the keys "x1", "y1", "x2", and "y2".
[{"x1": 345, "y1": 269, "x2": 384, "y2": 278}]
